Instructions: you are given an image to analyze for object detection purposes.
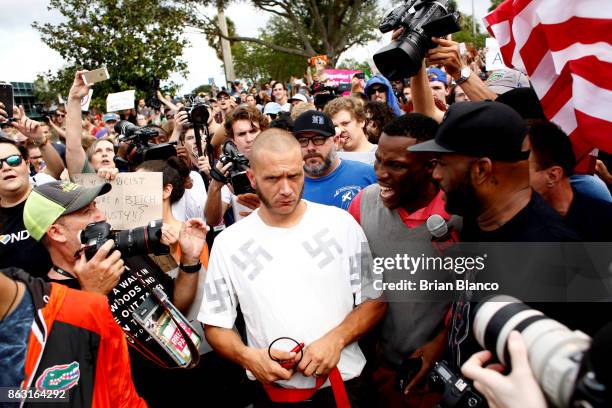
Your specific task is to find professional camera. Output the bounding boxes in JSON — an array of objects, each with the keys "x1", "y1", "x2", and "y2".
[
  {"x1": 219, "y1": 140, "x2": 254, "y2": 195},
  {"x1": 472, "y1": 296, "x2": 608, "y2": 407},
  {"x1": 428, "y1": 361, "x2": 484, "y2": 408},
  {"x1": 148, "y1": 78, "x2": 162, "y2": 111},
  {"x1": 182, "y1": 95, "x2": 211, "y2": 126},
  {"x1": 114, "y1": 120, "x2": 176, "y2": 167},
  {"x1": 373, "y1": 0, "x2": 461, "y2": 80},
  {"x1": 80, "y1": 220, "x2": 169, "y2": 260}
]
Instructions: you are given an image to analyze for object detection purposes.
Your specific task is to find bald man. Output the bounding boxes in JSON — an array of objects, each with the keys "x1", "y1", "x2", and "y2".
[{"x1": 198, "y1": 128, "x2": 386, "y2": 407}]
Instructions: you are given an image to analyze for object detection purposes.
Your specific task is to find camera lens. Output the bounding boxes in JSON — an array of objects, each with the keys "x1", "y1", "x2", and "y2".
[
  {"x1": 113, "y1": 220, "x2": 168, "y2": 258},
  {"x1": 190, "y1": 104, "x2": 209, "y2": 125},
  {"x1": 472, "y1": 296, "x2": 591, "y2": 407}
]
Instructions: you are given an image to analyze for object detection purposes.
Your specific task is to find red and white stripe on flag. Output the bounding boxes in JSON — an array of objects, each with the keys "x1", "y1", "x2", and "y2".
[{"x1": 484, "y1": 0, "x2": 612, "y2": 161}]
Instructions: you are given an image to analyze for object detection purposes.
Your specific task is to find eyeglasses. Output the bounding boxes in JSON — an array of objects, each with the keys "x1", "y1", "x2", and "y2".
[
  {"x1": 56, "y1": 114, "x2": 66, "y2": 118},
  {"x1": 0, "y1": 154, "x2": 23, "y2": 168},
  {"x1": 296, "y1": 135, "x2": 329, "y2": 147}
]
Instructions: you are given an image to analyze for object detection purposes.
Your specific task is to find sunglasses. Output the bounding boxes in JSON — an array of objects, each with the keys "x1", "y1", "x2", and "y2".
[
  {"x1": 56, "y1": 114, "x2": 66, "y2": 118},
  {"x1": 296, "y1": 135, "x2": 329, "y2": 147},
  {"x1": 0, "y1": 154, "x2": 23, "y2": 168},
  {"x1": 368, "y1": 87, "x2": 386, "y2": 95}
]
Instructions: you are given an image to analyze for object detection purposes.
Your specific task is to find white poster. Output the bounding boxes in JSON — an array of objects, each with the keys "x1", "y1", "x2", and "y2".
[
  {"x1": 81, "y1": 89, "x2": 94, "y2": 112},
  {"x1": 106, "y1": 90, "x2": 135, "y2": 112},
  {"x1": 485, "y1": 38, "x2": 508, "y2": 71}
]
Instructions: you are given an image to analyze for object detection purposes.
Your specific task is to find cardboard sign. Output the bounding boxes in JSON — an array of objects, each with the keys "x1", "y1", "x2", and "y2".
[
  {"x1": 485, "y1": 38, "x2": 508, "y2": 71},
  {"x1": 106, "y1": 90, "x2": 135, "y2": 112},
  {"x1": 81, "y1": 89, "x2": 94, "y2": 112},
  {"x1": 72, "y1": 172, "x2": 163, "y2": 229}
]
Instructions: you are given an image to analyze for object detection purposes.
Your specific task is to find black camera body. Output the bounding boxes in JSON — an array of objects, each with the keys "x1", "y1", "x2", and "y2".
[
  {"x1": 80, "y1": 220, "x2": 169, "y2": 260},
  {"x1": 428, "y1": 361, "x2": 484, "y2": 408},
  {"x1": 219, "y1": 140, "x2": 255, "y2": 195},
  {"x1": 114, "y1": 120, "x2": 176, "y2": 168},
  {"x1": 182, "y1": 95, "x2": 210, "y2": 126},
  {"x1": 373, "y1": 0, "x2": 461, "y2": 80}
]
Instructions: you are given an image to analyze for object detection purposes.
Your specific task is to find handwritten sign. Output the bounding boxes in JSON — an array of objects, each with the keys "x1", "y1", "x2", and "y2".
[
  {"x1": 106, "y1": 90, "x2": 135, "y2": 112},
  {"x1": 485, "y1": 38, "x2": 508, "y2": 71},
  {"x1": 72, "y1": 172, "x2": 163, "y2": 229}
]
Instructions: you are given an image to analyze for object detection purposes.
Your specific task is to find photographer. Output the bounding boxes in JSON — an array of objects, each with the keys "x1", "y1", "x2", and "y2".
[
  {"x1": 22, "y1": 180, "x2": 208, "y2": 405},
  {"x1": 205, "y1": 105, "x2": 268, "y2": 225}
]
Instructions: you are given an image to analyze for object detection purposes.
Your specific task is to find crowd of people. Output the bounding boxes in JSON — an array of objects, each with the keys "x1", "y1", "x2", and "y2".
[{"x1": 1, "y1": 34, "x2": 611, "y2": 408}]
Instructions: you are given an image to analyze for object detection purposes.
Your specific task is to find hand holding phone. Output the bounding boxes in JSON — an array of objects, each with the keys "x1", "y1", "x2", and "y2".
[
  {"x1": 82, "y1": 67, "x2": 110, "y2": 85},
  {"x1": 0, "y1": 83, "x2": 14, "y2": 121}
]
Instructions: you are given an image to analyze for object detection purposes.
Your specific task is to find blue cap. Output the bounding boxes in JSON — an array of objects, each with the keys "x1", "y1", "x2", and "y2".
[
  {"x1": 102, "y1": 113, "x2": 120, "y2": 123},
  {"x1": 427, "y1": 67, "x2": 448, "y2": 85}
]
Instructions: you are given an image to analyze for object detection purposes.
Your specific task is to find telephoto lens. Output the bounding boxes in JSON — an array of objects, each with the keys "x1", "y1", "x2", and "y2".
[
  {"x1": 113, "y1": 220, "x2": 168, "y2": 257},
  {"x1": 472, "y1": 296, "x2": 591, "y2": 407}
]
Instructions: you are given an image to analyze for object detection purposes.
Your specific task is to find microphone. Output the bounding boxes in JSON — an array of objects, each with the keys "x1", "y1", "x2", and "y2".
[{"x1": 426, "y1": 214, "x2": 458, "y2": 254}]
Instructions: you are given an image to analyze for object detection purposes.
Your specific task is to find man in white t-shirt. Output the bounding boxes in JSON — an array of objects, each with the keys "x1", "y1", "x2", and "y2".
[
  {"x1": 205, "y1": 106, "x2": 268, "y2": 226},
  {"x1": 199, "y1": 128, "x2": 386, "y2": 406}
]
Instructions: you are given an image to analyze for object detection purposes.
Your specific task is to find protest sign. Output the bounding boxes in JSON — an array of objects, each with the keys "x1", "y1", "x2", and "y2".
[
  {"x1": 81, "y1": 89, "x2": 94, "y2": 112},
  {"x1": 323, "y1": 69, "x2": 362, "y2": 86},
  {"x1": 485, "y1": 38, "x2": 508, "y2": 71},
  {"x1": 106, "y1": 90, "x2": 135, "y2": 112},
  {"x1": 72, "y1": 172, "x2": 162, "y2": 229}
]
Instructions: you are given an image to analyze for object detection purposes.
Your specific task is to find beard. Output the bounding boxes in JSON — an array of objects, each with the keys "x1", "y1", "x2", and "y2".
[
  {"x1": 303, "y1": 149, "x2": 336, "y2": 177},
  {"x1": 440, "y1": 172, "x2": 481, "y2": 217}
]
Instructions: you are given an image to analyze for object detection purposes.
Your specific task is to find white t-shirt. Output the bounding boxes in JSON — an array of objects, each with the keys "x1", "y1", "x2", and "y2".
[
  {"x1": 172, "y1": 171, "x2": 208, "y2": 222},
  {"x1": 198, "y1": 200, "x2": 380, "y2": 389},
  {"x1": 338, "y1": 146, "x2": 377, "y2": 166},
  {"x1": 221, "y1": 184, "x2": 252, "y2": 222}
]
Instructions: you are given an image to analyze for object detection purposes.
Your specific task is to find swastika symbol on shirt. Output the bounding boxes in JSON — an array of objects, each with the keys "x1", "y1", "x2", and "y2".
[
  {"x1": 231, "y1": 239, "x2": 273, "y2": 280},
  {"x1": 301, "y1": 228, "x2": 343, "y2": 268},
  {"x1": 205, "y1": 278, "x2": 230, "y2": 313}
]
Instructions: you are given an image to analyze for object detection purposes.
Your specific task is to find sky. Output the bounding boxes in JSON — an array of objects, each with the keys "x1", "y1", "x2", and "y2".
[{"x1": 0, "y1": 0, "x2": 493, "y2": 94}]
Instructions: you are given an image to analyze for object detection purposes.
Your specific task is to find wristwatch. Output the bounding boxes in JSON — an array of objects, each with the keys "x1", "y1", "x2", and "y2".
[{"x1": 455, "y1": 66, "x2": 472, "y2": 85}]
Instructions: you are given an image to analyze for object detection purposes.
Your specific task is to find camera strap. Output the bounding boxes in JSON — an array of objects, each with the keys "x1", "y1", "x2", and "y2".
[
  {"x1": 210, "y1": 166, "x2": 228, "y2": 184},
  {"x1": 129, "y1": 273, "x2": 201, "y2": 369}
]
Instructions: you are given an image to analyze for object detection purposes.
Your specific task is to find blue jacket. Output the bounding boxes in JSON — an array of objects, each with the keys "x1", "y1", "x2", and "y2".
[{"x1": 364, "y1": 74, "x2": 404, "y2": 116}]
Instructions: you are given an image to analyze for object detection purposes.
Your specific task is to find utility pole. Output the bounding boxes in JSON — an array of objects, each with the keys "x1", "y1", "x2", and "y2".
[
  {"x1": 472, "y1": 0, "x2": 476, "y2": 37},
  {"x1": 217, "y1": 3, "x2": 235, "y2": 83}
]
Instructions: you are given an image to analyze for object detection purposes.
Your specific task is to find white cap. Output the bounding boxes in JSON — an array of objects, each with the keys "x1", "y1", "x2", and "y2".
[
  {"x1": 263, "y1": 102, "x2": 282, "y2": 115},
  {"x1": 289, "y1": 93, "x2": 307, "y2": 103}
]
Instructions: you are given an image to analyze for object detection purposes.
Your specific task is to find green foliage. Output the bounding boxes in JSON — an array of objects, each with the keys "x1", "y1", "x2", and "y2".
[
  {"x1": 336, "y1": 58, "x2": 371, "y2": 75},
  {"x1": 33, "y1": 0, "x2": 190, "y2": 108},
  {"x1": 192, "y1": 84, "x2": 213, "y2": 95},
  {"x1": 489, "y1": 0, "x2": 504, "y2": 12},
  {"x1": 205, "y1": 15, "x2": 237, "y2": 61},
  {"x1": 232, "y1": 16, "x2": 309, "y2": 83},
  {"x1": 453, "y1": 14, "x2": 488, "y2": 48}
]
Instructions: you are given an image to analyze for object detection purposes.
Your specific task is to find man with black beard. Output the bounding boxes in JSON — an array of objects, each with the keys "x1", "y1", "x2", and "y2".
[
  {"x1": 408, "y1": 102, "x2": 608, "y2": 372},
  {"x1": 293, "y1": 110, "x2": 375, "y2": 210},
  {"x1": 409, "y1": 101, "x2": 579, "y2": 242}
]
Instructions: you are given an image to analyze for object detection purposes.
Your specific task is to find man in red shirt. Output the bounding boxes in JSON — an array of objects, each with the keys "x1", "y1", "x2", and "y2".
[{"x1": 349, "y1": 113, "x2": 460, "y2": 408}]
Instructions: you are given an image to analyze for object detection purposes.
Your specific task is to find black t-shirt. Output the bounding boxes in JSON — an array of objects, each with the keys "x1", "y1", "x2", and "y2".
[
  {"x1": 0, "y1": 201, "x2": 53, "y2": 278},
  {"x1": 460, "y1": 191, "x2": 581, "y2": 242},
  {"x1": 566, "y1": 189, "x2": 612, "y2": 242}
]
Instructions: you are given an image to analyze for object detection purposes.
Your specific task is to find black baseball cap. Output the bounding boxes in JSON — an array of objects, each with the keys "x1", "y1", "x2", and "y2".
[
  {"x1": 408, "y1": 101, "x2": 529, "y2": 161},
  {"x1": 293, "y1": 110, "x2": 335, "y2": 137},
  {"x1": 24, "y1": 180, "x2": 111, "y2": 241},
  {"x1": 216, "y1": 90, "x2": 230, "y2": 99}
]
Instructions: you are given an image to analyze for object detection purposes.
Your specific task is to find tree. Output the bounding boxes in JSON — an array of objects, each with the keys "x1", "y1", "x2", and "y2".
[
  {"x1": 336, "y1": 58, "x2": 371, "y2": 74},
  {"x1": 453, "y1": 14, "x2": 488, "y2": 48},
  {"x1": 33, "y1": 0, "x2": 190, "y2": 108},
  {"x1": 232, "y1": 16, "x2": 309, "y2": 83},
  {"x1": 205, "y1": 15, "x2": 238, "y2": 62},
  {"x1": 489, "y1": 0, "x2": 504, "y2": 12},
  {"x1": 192, "y1": 0, "x2": 383, "y2": 66}
]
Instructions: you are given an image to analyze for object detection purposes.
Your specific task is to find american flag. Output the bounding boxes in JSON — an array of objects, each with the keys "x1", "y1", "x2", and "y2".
[{"x1": 484, "y1": 0, "x2": 612, "y2": 162}]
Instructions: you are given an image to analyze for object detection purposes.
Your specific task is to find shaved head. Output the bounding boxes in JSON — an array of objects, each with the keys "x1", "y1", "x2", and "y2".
[{"x1": 250, "y1": 128, "x2": 302, "y2": 170}]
